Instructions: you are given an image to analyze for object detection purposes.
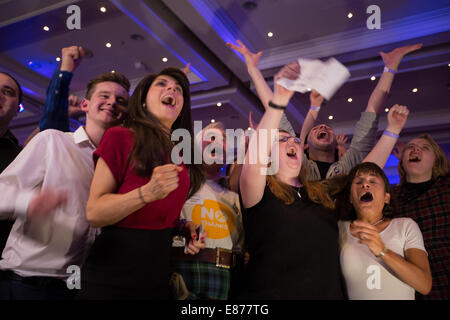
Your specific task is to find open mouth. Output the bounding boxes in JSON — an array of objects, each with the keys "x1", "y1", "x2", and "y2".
[
  {"x1": 161, "y1": 95, "x2": 176, "y2": 107},
  {"x1": 287, "y1": 147, "x2": 297, "y2": 159},
  {"x1": 317, "y1": 131, "x2": 327, "y2": 140},
  {"x1": 360, "y1": 192, "x2": 373, "y2": 203},
  {"x1": 408, "y1": 156, "x2": 421, "y2": 162}
]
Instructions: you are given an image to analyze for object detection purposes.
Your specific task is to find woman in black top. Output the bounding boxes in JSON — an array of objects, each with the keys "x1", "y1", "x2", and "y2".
[{"x1": 239, "y1": 63, "x2": 344, "y2": 299}]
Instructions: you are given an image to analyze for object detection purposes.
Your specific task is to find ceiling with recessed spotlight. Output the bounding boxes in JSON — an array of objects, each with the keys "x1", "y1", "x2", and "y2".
[{"x1": 1, "y1": 0, "x2": 449, "y2": 182}]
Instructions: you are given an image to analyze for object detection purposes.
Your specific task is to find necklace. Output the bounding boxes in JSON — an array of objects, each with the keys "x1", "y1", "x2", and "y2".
[
  {"x1": 371, "y1": 217, "x2": 384, "y2": 226},
  {"x1": 351, "y1": 216, "x2": 384, "y2": 229}
]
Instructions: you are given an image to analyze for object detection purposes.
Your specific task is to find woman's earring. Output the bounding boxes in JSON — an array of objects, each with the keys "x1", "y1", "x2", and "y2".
[{"x1": 142, "y1": 103, "x2": 146, "y2": 110}]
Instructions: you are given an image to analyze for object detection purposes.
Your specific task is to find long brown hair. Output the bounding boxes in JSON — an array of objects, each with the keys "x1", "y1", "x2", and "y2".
[
  {"x1": 398, "y1": 133, "x2": 449, "y2": 185},
  {"x1": 267, "y1": 165, "x2": 337, "y2": 210},
  {"x1": 124, "y1": 67, "x2": 204, "y2": 198}
]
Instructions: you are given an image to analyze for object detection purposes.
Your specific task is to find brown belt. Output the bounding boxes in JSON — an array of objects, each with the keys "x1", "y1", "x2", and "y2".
[{"x1": 171, "y1": 247, "x2": 235, "y2": 269}]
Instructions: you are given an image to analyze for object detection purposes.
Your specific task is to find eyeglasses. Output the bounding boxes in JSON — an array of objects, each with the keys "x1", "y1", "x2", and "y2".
[{"x1": 279, "y1": 136, "x2": 302, "y2": 145}]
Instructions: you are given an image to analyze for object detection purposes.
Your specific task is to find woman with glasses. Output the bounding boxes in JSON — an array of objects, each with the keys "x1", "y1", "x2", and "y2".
[{"x1": 238, "y1": 63, "x2": 344, "y2": 299}]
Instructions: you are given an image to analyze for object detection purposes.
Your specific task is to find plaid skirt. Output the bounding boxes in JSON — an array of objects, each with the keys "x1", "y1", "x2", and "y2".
[{"x1": 173, "y1": 260, "x2": 230, "y2": 300}]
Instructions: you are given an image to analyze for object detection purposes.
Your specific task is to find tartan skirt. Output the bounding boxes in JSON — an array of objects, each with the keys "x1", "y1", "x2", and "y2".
[{"x1": 173, "y1": 260, "x2": 230, "y2": 300}]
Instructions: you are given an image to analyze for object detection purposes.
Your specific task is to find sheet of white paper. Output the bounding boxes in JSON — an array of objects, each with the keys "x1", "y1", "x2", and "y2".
[{"x1": 276, "y1": 57, "x2": 350, "y2": 100}]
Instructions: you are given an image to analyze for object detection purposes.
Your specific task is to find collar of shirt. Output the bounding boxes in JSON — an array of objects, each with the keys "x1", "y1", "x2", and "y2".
[{"x1": 74, "y1": 126, "x2": 96, "y2": 149}]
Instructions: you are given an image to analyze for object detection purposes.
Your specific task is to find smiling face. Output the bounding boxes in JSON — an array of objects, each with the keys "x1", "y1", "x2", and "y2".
[
  {"x1": 81, "y1": 81, "x2": 129, "y2": 128},
  {"x1": 274, "y1": 131, "x2": 303, "y2": 179},
  {"x1": 401, "y1": 138, "x2": 436, "y2": 182},
  {"x1": 145, "y1": 75, "x2": 184, "y2": 130},
  {"x1": 307, "y1": 124, "x2": 336, "y2": 151},
  {"x1": 0, "y1": 73, "x2": 20, "y2": 125},
  {"x1": 350, "y1": 171, "x2": 390, "y2": 218}
]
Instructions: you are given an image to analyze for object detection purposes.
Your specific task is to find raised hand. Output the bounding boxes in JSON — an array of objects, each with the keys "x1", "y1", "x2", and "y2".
[
  {"x1": 60, "y1": 46, "x2": 85, "y2": 73},
  {"x1": 140, "y1": 164, "x2": 183, "y2": 203},
  {"x1": 27, "y1": 189, "x2": 68, "y2": 220},
  {"x1": 386, "y1": 104, "x2": 409, "y2": 134},
  {"x1": 273, "y1": 62, "x2": 300, "y2": 105},
  {"x1": 336, "y1": 134, "x2": 349, "y2": 159},
  {"x1": 68, "y1": 94, "x2": 83, "y2": 119},
  {"x1": 379, "y1": 43, "x2": 422, "y2": 71},
  {"x1": 310, "y1": 90, "x2": 324, "y2": 107},
  {"x1": 182, "y1": 63, "x2": 191, "y2": 75},
  {"x1": 226, "y1": 40, "x2": 262, "y2": 70}
]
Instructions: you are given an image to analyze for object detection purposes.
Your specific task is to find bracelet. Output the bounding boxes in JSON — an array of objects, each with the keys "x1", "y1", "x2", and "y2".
[
  {"x1": 310, "y1": 105, "x2": 320, "y2": 112},
  {"x1": 268, "y1": 101, "x2": 287, "y2": 110},
  {"x1": 383, "y1": 130, "x2": 399, "y2": 139},
  {"x1": 138, "y1": 187, "x2": 147, "y2": 205},
  {"x1": 376, "y1": 246, "x2": 388, "y2": 258},
  {"x1": 383, "y1": 66, "x2": 396, "y2": 74}
]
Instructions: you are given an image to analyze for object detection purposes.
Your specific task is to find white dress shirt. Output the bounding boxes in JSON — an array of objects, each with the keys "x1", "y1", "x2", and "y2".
[{"x1": 0, "y1": 127, "x2": 99, "y2": 278}]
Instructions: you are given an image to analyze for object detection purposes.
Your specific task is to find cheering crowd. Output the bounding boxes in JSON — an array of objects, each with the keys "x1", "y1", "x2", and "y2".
[{"x1": 0, "y1": 40, "x2": 448, "y2": 300}]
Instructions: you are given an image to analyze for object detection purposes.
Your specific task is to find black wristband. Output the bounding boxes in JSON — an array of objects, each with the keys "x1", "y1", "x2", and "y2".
[{"x1": 268, "y1": 101, "x2": 287, "y2": 110}]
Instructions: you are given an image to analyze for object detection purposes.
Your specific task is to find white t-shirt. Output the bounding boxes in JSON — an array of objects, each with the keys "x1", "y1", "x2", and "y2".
[
  {"x1": 338, "y1": 217, "x2": 427, "y2": 300},
  {"x1": 174, "y1": 179, "x2": 244, "y2": 252}
]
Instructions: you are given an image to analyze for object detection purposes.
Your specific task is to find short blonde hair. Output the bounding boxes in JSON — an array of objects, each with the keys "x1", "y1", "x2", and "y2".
[{"x1": 398, "y1": 133, "x2": 449, "y2": 185}]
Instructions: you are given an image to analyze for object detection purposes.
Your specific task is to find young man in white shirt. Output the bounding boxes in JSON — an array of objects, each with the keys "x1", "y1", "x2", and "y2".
[{"x1": 0, "y1": 46, "x2": 130, "y2": 300}]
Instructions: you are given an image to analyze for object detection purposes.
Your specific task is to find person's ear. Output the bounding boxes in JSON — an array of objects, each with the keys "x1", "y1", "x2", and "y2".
[
  {"x1": 80, "y1": 99, "x2": 89, "y2": 113},
  {"x1": 384, "y1": 192, "x2": 391, "y2": 205}
]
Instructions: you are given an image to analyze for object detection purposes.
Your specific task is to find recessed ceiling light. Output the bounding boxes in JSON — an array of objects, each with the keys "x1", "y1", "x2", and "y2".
[
  {"x1": 100, "y1": 6, "x2": 106, "y2": 13},
  {"x1": 106, "y1": 42, "x2": 112, "y2": 48},
  {"x1": 448, "y1": 63, "x2": 450, "y2": 67},
  {"x1": 385, "y1": 108, "x2": 389, "y2": 113},
  {"x1": 211, "y1": 119, "x2": 215, "y2": 123},
  {"x1": 43, "y1": 26, "x2": 50, "y2": 31},
  {"x1": 347, "y1": 12, "x2": 353, "y2": 18},
  {"x1": 267, "y1": 32, "x2": 274, "y2": 38},
  {"x1": 328, "y1": 115, "x2": 334, "y2": 120},
  {"x1": 27, "y1": 61, "x2": 33, "y2": 66},
  {"x1": 412, "y1": 88, "x2": 418, "y2": 93},
  {"x1": 56, "y1": 57, "x2": 61, "y2": 62},
  {"x1": 216, "y1": 102, "x2": 222, "y2": 107},
  {"x1": 370, "y1": 76, "x2": 376, "y2": 81},
  {"x1": 347, "y1": 98, "x2": 353, "y2": 102},
  {"x1": 162, "y1": 57, "x2": 168, "y2": 62},
  {"x1": 111, "y1": 70, "x2": 115, "y2": 73}
]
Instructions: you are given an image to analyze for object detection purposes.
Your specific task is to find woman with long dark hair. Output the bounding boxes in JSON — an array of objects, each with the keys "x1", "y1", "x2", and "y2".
[
  {"x1": 78, "y1": 68, "x2": 204, "y2": 299},
  {"x1": 337, "y1": 162, "x2": 431, "y2": 299}
]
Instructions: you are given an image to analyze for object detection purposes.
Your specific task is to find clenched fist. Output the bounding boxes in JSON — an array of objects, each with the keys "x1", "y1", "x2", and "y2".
[
  {"x1": 140, "y1": 164, "x2": 183, "y2": 203},
  {"x1": 60, "y1": 46, "x2": 85, "y2": 73}
]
